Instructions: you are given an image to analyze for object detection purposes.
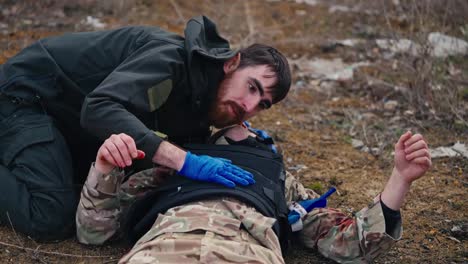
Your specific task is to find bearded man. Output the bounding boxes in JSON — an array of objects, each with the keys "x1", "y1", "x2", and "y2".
[{"x1": 0, "y1": 16, "x2": 291, "y2": 241}]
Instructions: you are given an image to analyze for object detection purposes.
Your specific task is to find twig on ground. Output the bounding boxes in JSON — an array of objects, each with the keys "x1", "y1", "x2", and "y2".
[
  {"x1": 242, "y1": 0, "x2": 256, "y2": 47},
  {"x1": 6, "y1": 212, "x2": 25, "y2": 249},
  {"x1": 169, "y1": 0, "x2": 184, "y2": 23},
  {"x1": 102, "y1": 259, "x2": 119, "y2": 264},
  {"x1": 0, "y1": 240, "x2": 114, "y2": 259}
]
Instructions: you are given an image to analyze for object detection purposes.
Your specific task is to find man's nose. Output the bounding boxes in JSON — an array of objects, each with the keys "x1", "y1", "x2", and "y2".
[{"x1": 243, "y1": 97, "x2": 260, "y2": 113}]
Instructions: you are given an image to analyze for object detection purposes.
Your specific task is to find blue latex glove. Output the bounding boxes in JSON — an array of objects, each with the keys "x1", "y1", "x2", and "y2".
[
  {"x1": 243, "y1": 121, "x2": 277, "y2": 153},
  {"x1": 179, "y1": 152, "x2": 255, "y2": 188},
  {"x1": 288, "y1": 187, "x2": 336, "y2": 231}
]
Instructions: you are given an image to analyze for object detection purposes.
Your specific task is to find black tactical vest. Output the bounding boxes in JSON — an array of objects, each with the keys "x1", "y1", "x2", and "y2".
[{"x1": 124, "y1": 144, "x2": 291, "y2": 253}]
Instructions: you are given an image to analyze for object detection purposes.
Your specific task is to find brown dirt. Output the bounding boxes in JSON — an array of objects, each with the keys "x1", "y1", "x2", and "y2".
[{"x1": 0, "y1": 0, "x2": 466, "y2": 263}]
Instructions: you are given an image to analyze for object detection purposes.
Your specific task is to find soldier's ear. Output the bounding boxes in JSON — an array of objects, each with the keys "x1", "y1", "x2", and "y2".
[{"x1": 223, "y1": 53, "x2": 241, "y2": 74}]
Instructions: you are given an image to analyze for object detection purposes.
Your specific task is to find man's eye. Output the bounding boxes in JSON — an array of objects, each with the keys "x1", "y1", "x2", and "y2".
[{"x1": 249, "y1": 83, "x2": 257, "y2": 93}]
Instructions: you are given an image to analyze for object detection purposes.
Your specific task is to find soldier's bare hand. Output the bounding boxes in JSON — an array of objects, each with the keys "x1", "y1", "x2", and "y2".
[
  {"x1": 95, "y1": 133, "x2": 145, "y2": 174},
  {"x1": 394, "y1": 131, "x2": 432, "y2": 184}
]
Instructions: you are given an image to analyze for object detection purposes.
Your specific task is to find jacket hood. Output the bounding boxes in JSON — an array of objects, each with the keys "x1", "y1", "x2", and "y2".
[{"x1": 184, "y1": 16, "x2": 237, "y2": 112}]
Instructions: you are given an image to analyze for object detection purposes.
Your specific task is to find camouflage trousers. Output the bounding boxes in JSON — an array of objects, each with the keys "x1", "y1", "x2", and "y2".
[
  {"x1": 77, "y1": 166, "x2": 400, "y2": 264},
  {"x1": 117, "y1": 171, "x2": 315, "y2": 264}
]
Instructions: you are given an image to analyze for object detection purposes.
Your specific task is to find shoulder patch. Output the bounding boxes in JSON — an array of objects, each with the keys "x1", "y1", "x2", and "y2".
[{"x1": 147, "y1": 79, "x2": 173, "y2": 111}]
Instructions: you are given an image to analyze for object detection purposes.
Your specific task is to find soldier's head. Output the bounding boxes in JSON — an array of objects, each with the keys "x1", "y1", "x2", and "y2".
[
  {"x1": 209, "y1": 44, "x2": 291, "y2": 128},
  {"x1": 209, "y1": 124, "x2": 275, "y2": 153}
]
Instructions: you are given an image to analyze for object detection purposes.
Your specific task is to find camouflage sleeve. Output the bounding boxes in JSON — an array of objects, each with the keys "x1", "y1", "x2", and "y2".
[
  {"x1": 76, "y1": 164, "x2": 126, "y2": 245},
  {"x1": 299, "y1": 195, "x2": 402, "y2": 263},
  {"x1": 284, "y1": 171, "x2": 320, "y2": 202},
  {"x1": 76, "y1": 164, "x2": 173, "y2": 245}
]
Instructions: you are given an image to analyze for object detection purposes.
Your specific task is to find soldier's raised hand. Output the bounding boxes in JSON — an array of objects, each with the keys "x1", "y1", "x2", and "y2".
[
  {"x1": 95, "y1": 133, "x2": 145, "y2": 174},
  {"x1": 394, "y1": 131, "x2": 432, "y2": 184},
  {"x1": 382, "y1": 131, "x2": 432, "y2": 210}
]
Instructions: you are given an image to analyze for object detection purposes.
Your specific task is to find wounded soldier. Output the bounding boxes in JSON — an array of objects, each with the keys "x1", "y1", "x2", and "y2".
[{"x1": 76, "y1": 124, "x2": 431, "y2": 263}]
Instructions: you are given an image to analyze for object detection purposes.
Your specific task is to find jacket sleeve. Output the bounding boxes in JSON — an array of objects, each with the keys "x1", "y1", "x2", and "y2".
[
  {"x1": 298, "y1": 195, "x2": 402, "y2": 263},
  {"x1": 81, "y1": 39, "x2": 186, "y2": 158}
]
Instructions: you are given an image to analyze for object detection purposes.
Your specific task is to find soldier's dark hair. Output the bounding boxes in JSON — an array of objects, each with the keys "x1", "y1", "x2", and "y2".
[{"x1": 238, "y1": 44, "x2": 291, "y2": 104}]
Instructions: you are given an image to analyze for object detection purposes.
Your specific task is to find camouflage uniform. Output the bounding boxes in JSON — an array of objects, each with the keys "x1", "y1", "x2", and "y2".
[{"x1": 77, "y1": 166, "x2": 401, "y2": 264}]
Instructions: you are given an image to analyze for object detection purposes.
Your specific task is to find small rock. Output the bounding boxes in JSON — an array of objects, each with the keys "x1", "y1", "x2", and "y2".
[
  {"x1": 430, "y1": 142, "x2": 468, "y2": 158},
  {"x1": 370, "y1": 147, "x2": 381, "y2": 156},
  {"x1": 295, "y1": 0, "x2": 318, "y2": 6},
  {"x1": 376, "y1": 39, "x2": 421, "y2": 56},
  {"x1": 338, "y1": 39, "x2": 363, "y2": 47},
  {"x1": 294, "y1": 80, "x2": 306, "y2": 89},
  {"x1": 22, "y1": 19, "x2": 33, "y2": 25},
  {"x1": 296, "y1": 10, "x2": 307, "y2": 16},
  {"x1": 297, "y1": 58, "x2": 370, "y2": 81},
  {"x1": 384, "y1": 100, "x2": 399, "y2": 111},
  {"x1": 83, "y1": 16, "x2": 106, "y2": 29},
  {"x1": 288, "y1": 164, "x2": 308, "y2": 172},
  {"x1": 390, "y1": 116, "x2": 401, "y2": 123},
  {"x1": 329, "y1": 5, "x2": 351, "y2": 13},
  {"x1": 351, "y1": 139, "x2": 365, "y2": 149},
  {"x1": 428, "y1": 32, "x2": 468, "y2": 58}
]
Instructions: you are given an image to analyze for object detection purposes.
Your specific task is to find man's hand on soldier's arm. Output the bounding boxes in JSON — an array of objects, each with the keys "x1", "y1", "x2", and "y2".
[{"x1": 381, "y1": 131, "x2": 432, "y2": 210}]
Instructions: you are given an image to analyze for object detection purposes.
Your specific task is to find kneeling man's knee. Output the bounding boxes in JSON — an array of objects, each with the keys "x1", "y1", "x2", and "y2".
[{"x1": 28, "y1": 191, "x2": 78, "y2": 241}]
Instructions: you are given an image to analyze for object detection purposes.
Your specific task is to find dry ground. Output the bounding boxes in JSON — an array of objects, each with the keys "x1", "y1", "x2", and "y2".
[{"x1": 0, "y1": 0, "x2": 466, "y2": 263}]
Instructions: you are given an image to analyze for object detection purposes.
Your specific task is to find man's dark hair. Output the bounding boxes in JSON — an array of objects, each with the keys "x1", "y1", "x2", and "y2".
[{"x1": 238, "y1": 44, "x2": 291, "y2": 104}]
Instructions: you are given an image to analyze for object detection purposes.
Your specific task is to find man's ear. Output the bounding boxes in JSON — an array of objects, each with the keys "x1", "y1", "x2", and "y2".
[{"x1": 223, "y1": 53, "x2": 241, "y2": 74}]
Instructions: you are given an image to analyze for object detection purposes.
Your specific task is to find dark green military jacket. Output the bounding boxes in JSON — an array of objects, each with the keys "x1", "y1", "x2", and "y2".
[{"x1": 0, "y1": 16, "x2": 236, "y2": 159}]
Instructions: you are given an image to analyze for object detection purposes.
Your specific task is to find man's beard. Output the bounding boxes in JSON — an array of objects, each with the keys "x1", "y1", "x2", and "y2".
[
  {"x1": 208, "y1": 74, "x2": 246, "y2": 128},
  {"x1": 208, "y1": 100, "x2": 245, "y2": 128}
]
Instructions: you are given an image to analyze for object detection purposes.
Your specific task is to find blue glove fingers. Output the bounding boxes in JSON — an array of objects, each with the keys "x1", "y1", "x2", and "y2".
[
  {"x1": 215, "y1": 157, "x2": 232, "y2": 164},
  {"x1": 226, "y1": 163, "x2": 253, "y2": 177},
  {"x1": 219, "y1": 170, "x2": 250, "y2": 186},
  {"x1": 211, "y1": 175, "x2": 236, "y2": 188},
  {"x1": 225, "y1": 165, "x2": 255, "y2": 184}
]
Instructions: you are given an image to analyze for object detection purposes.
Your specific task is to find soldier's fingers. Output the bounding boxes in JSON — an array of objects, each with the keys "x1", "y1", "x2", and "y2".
[
  {"x1": 406, "y1": 148, "x2": 430, "y2": 161},
  {"x1": 119, "y1": 133, "x2": 138, "y2": 159},
  {"x1": 111, "y1": 136, "x2": 132, "y2": 166},
  {"x1": 413, "y1": 157, "x2": 432, "y2": 168},
  {"x1": 136, "y1": 150, "x2": 145, "y2": 159},
  {"x1": 101, "y1": 145, "x2": 120, "y2": 167},
  {"x1": 395, "y1": 131, "x2": 412, "y2": 150},
  {"x1": 404, "y1": 134, "x2": 424, "y2": 148},
  {"x1": 404, "y1": 140, "x2": 428, "y2": 154},
  {"x1": 104, "y1": 141, "x2": 125, "y2": 168}
]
